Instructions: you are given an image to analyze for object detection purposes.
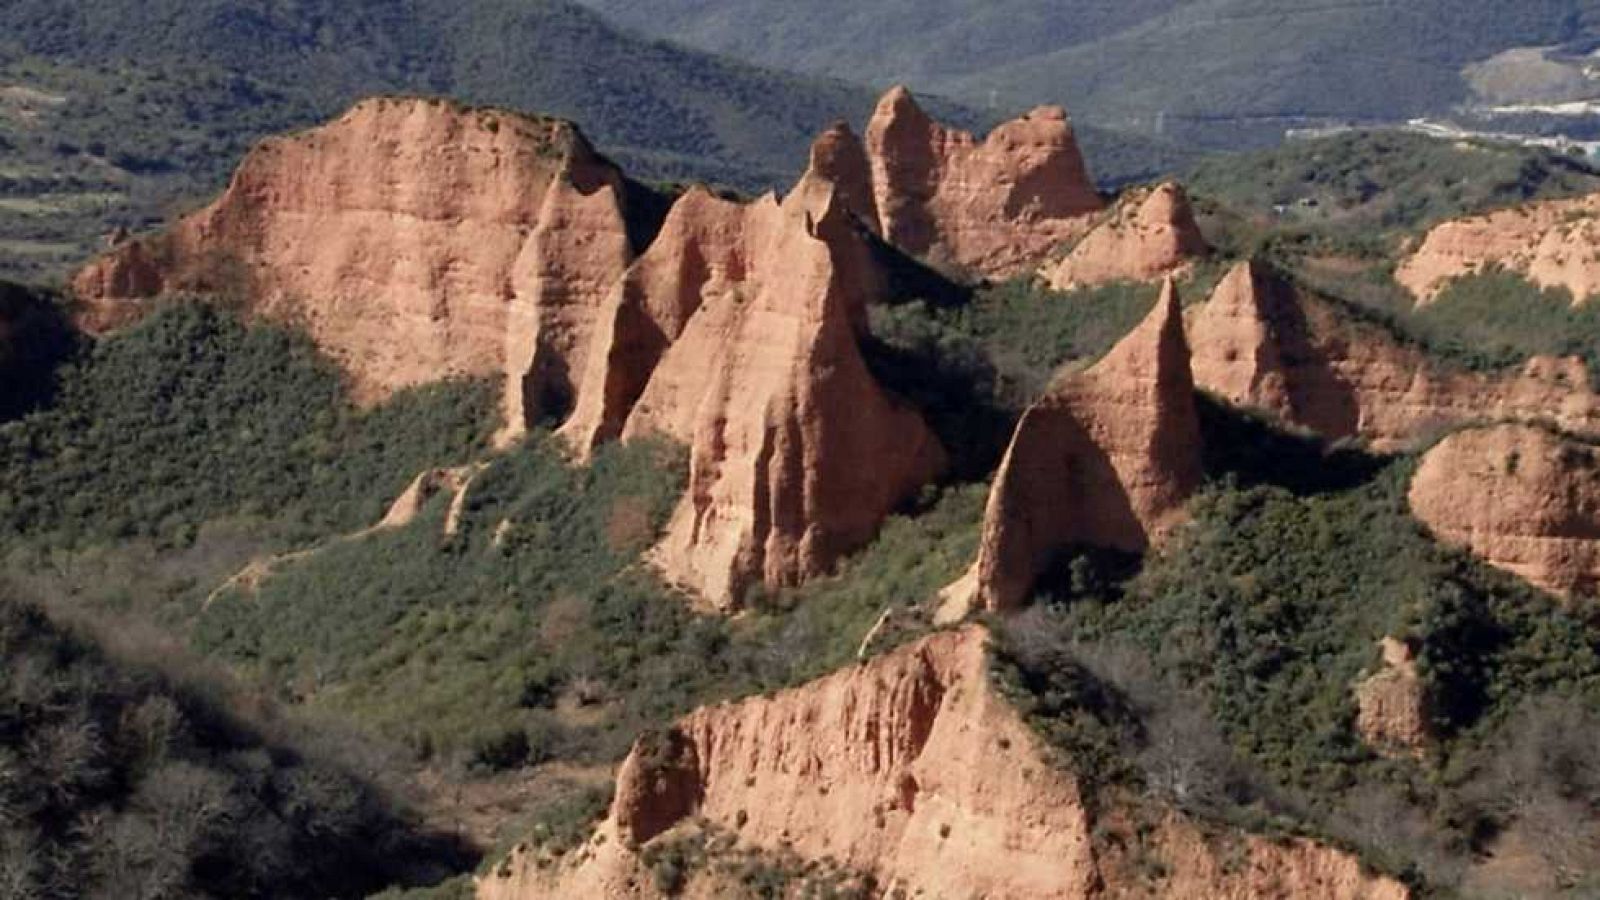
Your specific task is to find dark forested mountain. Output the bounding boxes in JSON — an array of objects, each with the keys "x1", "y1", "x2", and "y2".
[{"x1": 578, "y1": 0, "x2": 1600, "y2": 145}]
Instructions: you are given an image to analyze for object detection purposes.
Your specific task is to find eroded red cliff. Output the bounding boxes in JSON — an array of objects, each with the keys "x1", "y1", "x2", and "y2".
[
  {"x1": 1044, "y1": 182, "x2": 1209, "y2": 290},
  {"x1": 1410, "y1": 423, "x2": 1600, "y2": 600},
  {"x1": 73, "y1": 97, "x2": 638, "y2": 438},
  {"x1": 942, "y1": 280, "x2": 1203, "y2": 619},
  {"x1": 561, "y1": 185, "x2": 944, "y2": 608},
  {"x1": 1188, "y1": 261, "x2": 1600, "y2": 449},
  {"x1": 1396, "y1": 193, "x2": 1600, "y2": 304},
  {"x1": 855, "y1": 86, "x2": 1103, "y2": 278},
  {"x1": 477, "y1": 627, "x2": 1409, "y2": 900}
]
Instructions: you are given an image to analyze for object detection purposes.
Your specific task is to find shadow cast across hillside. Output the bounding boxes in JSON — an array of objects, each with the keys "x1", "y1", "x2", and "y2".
[
  {"x1": 0, "y1": 282, "x2": 79, "y2": 422},
  {"x1": 1197, "y1": 392, "x2": 1390, "y2": 496}
]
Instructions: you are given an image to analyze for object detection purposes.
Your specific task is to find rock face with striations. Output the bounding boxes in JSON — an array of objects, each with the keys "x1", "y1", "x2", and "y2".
[
  {"x1": 560, "y1": 185, "x2": 945, "y2": 608},
  {"x1": 72, "y1": 97, "x2": 640, "y2": 440},
  {"x1": 1044, "y1": 181, "x2": 1209, "y2": 290},
  {"x1": 477, "y1": 626, "x2": 1409, "y2": 900},
  {"x1": 1396, "y1": 193, "x2": 1600, "y2": 304},
  {"x1": 813, "y1": 86, "x2": 1103, "y2": 278},
  {"x1": 941, "y1": 280, "x2": 1203, "y2": 619},
  {"x1": 1410, "y1": 423, "x2": 1600, "y2": 600},
  {"x1": 1189, "y1": 260, "x2": 1600, "y2": 449}
]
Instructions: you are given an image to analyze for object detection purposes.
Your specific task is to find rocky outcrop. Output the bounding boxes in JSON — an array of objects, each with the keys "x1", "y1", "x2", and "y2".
[
  {"x1": 377, "y1": 465, "x2": 483, "y2": 536},
  {"x1": 941, "y1": 280, "x2": 1203, "y2": 619},
  {"x1": 1189, "y1": 261, "x2": 1600, "y2": 450},
  {"x1": 1044, "y1": 182, "x2": 1209, "y2": 290},
  {"x1": 73, "y1": 97, "x2": 639, "y2": 440},
  {"x1": 478, "y1": 627, "x2": 1408, "y2": 900},
  {"x1": 1396, "y1": 193, "x2": 1600, "y2": 304},
  {"x1": 1410, "y1": 424, "x2": 1600, "y2": 600},
  {"x1": 837, "y1": 86, "x2": 1102, "y2": 278},
  {"x1": 560, "y1": 186, "x2": 944, "y2": 608},
  {"x1": 1355, "y1": 637, "x2": 1431, "y2": 759}
]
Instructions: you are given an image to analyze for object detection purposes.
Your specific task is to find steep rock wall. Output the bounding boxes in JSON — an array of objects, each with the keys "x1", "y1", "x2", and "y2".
[
  {"x1": 1396, "y1": 193, "x2": 1600, "y2": 304},
  {"x1": 1044, "y1": 182, "x2": 1209, "y2": 290},
  {"x1": 855, "y1": 86, "x2": 1103, "y2": 278},
  {"x1": 1189, "y1": 261, "x2": 1600, "y2": 450},
  {"x1": 561, "y1": 186, "x2": 944, "y2": 608},
  {"x1": 73, "y1": 97, "x2": 638, "y2": 437},
  {"x1": 478, "y1": 627, "x2": 1409, "y2": 900},
  {"x1": 1410, "y1": 423, "x2": 1600, "y2": 599}
]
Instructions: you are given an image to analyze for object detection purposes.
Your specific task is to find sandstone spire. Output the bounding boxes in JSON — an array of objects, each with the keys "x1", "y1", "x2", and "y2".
[
  {"x1": 1410, "y1": 423, "x2": 1600, "y2": 600},
  {"x1": 941, "y1": 279, "x2": 1202, "y2": 619},
  {"x1": 788, "y1": 120, "x2": 880, "y2": 234},
  {"x1": 855, "y1": 86, "x2": 1103, "y2": 278},
  {"x1": 1044, "y1": 181, "x2": 1209, "y2": 289},
  {"x1": 563, "y1": 184, "x2": 945, "y2": 608}
]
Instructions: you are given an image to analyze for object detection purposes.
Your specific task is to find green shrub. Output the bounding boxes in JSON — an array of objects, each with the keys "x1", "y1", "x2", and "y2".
[
  {"x1": 0, "y1": 594, "x2": 471, "y2": 899},
  {"x1": 0, "y1": 301, "x2": 495, "y2": 547}
]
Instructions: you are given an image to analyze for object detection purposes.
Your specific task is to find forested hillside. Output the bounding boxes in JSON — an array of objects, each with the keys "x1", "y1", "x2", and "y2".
[{"x1": 578, "y1": 0, "x2": 1600, "y2": 145}]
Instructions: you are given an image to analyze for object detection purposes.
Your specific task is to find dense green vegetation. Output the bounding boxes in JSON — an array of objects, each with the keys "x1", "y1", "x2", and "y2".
[
  {"x1": 0, "y1": 301, "x2": 494, "y2": 548},
  {"x1": 192, "y1": 433, "x2": 982, "y2": 765},
  {"x1": 997, "y1": 437, "x2": 1600, "y2": 892},
  {"x1": 0, "y1": 282, "x2": 76, "y2": 421},
  {"x1": 1188, "y1": 130, "x2": 1600, "y2": 256},
  {"x1": 0, "y1": 594, "x2": 469, "y2": 899},
  {"x1": 1409, "y1": 272, "x2": 1600, "y2": 376},
  {"x1": 865, "y1": 278, "x2": 1162, "y2": 478}
]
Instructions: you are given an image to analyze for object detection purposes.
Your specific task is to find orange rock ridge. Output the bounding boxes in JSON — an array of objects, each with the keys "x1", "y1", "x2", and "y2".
[
  {"x1": 74, "y1": 97, "x2": 639, "y2": 434},
  {"x1": 477, "y1": 627, "x2": 1409, "y2": 900},
  {"x1": 1396, "y1": 192, "x2": 1600, "y2": 304},
  {"x1": 561, "y1": 185, "x2": 945, "y2": 608},
  {"x1": 1044, "y1": 181, "x2": 1209, "y2": 290},
  {"x1": 72, "y1": 98, "x2": 947, "y2": 607},
  {"x1": 1409, "y1": 423, "x2": 1600, "y2": 600},
  {"x1": 811, "y1": 86, "x2": 1104, "y2": 278},
  {"x1": 941, "y1": 280, "x2": 1203, "y2": 620},
  {"x1": 1188, "y1": 260, "x2": 1600, "y2": 450}
]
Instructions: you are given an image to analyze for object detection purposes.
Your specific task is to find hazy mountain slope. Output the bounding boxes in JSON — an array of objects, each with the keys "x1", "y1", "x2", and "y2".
[
  {"x1": 575, "y1": 0, "x2": 1600, "y2": 145},
  {"x1": 579, "y1": 0, "x2": 1187, "y2": 88}
]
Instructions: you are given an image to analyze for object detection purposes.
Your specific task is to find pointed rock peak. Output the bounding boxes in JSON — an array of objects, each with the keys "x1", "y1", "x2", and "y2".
[
  {"x1": 1140, "y1": 181, "x2": 1195, "y2": 223},
  {"x1": 791, "y1": 120, "x2": 880, "y2": 233},
  {"x1": 809, "y1": 119, "x2": 865, "y2": 164},
  {"x1": 876, "y1": 84, "x2": 923, "y2": 116},
  {"x1": 1095, "y1": 277, "x2": 1191, "y2": 379}
]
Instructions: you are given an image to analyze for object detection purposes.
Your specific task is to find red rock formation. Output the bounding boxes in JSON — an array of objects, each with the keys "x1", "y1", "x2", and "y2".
[
  {"x1": 1044, "y1": 182, "x2": 1209, "y2": 289},
  {"x1": 1396, "y1": 193, "x2": 1600, "y2": 304},
  {"x1": 941, "y1": 280, "x2": 1203, "y2": 619},
  {"x1": 1189, "y1": 261, "x2": 1600, "y2": 449},
  {"x1": 1410, "y1": 423, "x2": 1600, "y2": 599},
  {"x1": 1355, "y1": 637, "x2": 1432, "y2": 759},
  {"x1": 478, "y1": 627, "x2": 1409, "y2": 900},
  {"x1": 72, "y1": 97, "x2": 638, "y2": 438},
  {"x1": 858, "y1": 86, "x2": 1103, "y2": 278},
  {"x1": 562, "y1": 185, "x2": 944, "y2": 608},
  {"x1": 788, "y1": 120, "x2": 881, "y2": 235}
]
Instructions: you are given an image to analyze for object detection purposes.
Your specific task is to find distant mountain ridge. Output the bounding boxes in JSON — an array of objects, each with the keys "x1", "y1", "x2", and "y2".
[
  {"x1": 576, "y1": 0, "x2": 1600, "y2": 147},
  {"x1": 0, "y1": 0, "x2": 1181, "y2": 283}
]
